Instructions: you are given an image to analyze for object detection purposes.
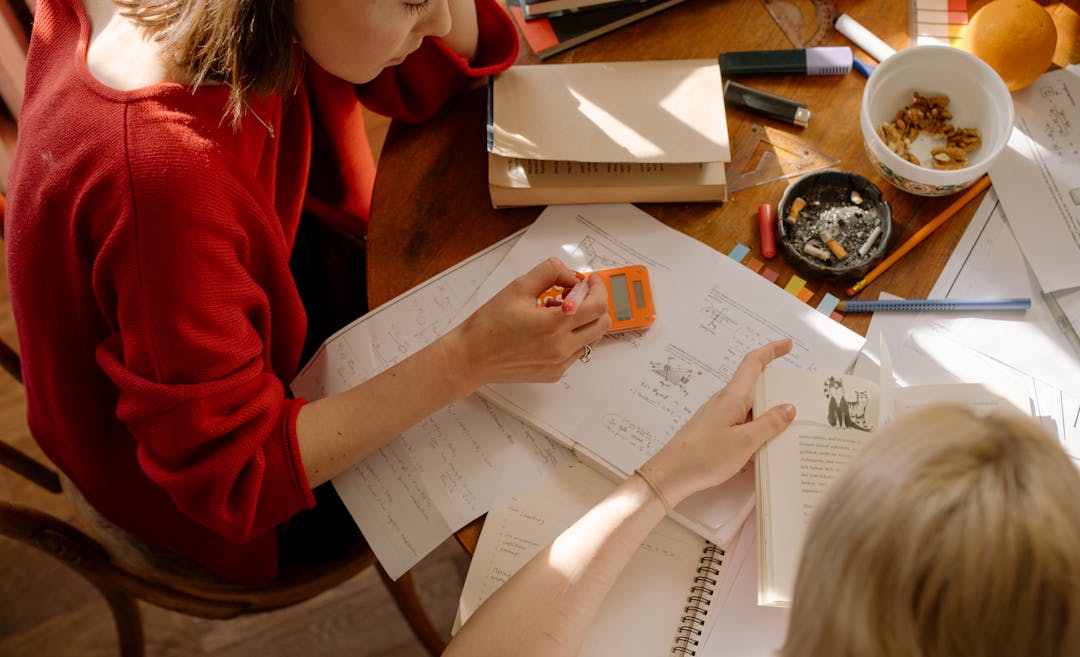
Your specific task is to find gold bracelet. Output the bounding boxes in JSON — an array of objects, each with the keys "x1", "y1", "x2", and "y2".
[{"x1": 634, "y1": 468, "x2": 673, "y2": 514}]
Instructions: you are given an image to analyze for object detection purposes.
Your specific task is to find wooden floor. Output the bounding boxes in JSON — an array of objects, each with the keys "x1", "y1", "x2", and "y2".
[{"x1": 0, "y1": 112, "x2": 476, "y2": 657}]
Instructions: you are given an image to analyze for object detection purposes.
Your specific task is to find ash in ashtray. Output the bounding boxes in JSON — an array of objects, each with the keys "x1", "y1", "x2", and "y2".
[{"x1": 778, "y1": 171, "x2": 890, "y2": 276}]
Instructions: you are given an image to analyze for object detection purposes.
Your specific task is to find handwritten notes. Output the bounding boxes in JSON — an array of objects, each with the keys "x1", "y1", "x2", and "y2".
[
  {"x1": 461, "y1": 204, "x2": 866, "y2": 547},
  {"x1": 291, "y1": 231, "x2": 575, "y2": 580},
  {"x1": 988, "y1": 65, "x2": 1080, "y2": 292}
]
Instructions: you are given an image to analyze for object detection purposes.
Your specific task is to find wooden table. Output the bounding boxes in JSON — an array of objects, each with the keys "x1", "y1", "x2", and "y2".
[{"x1": 367, "y1": 0, "x2": 1080, "y2": 552}]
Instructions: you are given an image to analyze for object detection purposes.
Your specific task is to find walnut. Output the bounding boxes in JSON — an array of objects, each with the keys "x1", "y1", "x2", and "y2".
[
  {"x1": 877, "y1": 92, "x2": 980, "y2": 170},
  {"x1": 931, "y1": 146, "x2": 968, "y2": 170}
]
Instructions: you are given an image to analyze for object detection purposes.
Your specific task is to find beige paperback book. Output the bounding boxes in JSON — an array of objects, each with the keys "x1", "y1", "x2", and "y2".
[
  {"x1": 487, "y1": 60, "x2": 729, "y2": 207},
  {"x1": 753, "y1": 351, "x2": 1032, "y2": 607}
]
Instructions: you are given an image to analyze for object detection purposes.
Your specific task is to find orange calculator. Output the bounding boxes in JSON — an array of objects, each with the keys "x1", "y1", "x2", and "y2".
[{"x1": 540, "y1": 265, "x2": 656, "y2": 333}]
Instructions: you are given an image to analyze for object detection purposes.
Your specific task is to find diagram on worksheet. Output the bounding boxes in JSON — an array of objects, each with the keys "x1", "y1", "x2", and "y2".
[{"x1": 567, "y1": 235, "x2": 626, "y2": 270}]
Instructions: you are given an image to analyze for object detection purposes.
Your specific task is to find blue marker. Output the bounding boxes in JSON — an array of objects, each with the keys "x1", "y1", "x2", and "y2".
[{"x1": 852, "y1": 58, "x2": 875, "y2": 79}]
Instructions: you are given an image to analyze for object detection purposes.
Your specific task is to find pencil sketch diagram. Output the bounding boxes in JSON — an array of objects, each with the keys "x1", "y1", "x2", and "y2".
[
  {"x1": 698, "y1": 297, "x2": 741, "y2": 336},
  {"x1": 697, "y1": 286, "x2": 806, "y2": 374},
  {"x1": 1035, "y1": 81, "x2": 1078, "y2": 159},
  {"x1": 606, "y1": 328, "x2": 648, "y2": 349},
  {"x1": 626, "y1": 345, "x2": 707, "y2": 438},
  {"x1": 567, "y1": 235, "x2": 628, "y2": 270},
  {"x1": 650, "y1": 356, "x2": 695, "y2": 386}
]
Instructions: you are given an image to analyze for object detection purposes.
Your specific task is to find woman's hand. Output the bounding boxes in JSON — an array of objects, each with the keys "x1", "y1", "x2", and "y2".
[
  {"x1": 446, "y1": 258, "x2": 610, "y2": 388},
  {"x1": 639, "y1": 339, "x2": 797, "y2": 506}
]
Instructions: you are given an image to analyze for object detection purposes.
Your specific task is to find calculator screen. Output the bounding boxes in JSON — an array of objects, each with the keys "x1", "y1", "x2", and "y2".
[{"x1": 610, "y1": 274, "x2": 633, "y2": 321}]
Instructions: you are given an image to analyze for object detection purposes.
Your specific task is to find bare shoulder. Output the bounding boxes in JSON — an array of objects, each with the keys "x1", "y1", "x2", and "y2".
[{"x1": 83, "y1": 0, "x2": 169, "y2": 90}]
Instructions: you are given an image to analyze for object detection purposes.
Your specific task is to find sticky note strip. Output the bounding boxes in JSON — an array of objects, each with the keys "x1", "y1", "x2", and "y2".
[
  {"x1": 797, "y1": 287, "x2": 814, "y2": 303},
  {"x1": 817, "y1": 293, "x2": 841, "y2": 316},
  {"x1": 916, "y1": 0, "x2": 966, "y2": 11},
  {"x1": 728, "y1": 243, "x2": 751, "y2": 263},
  {"x1": 761, "y1": 267, "x2": 780, "y2": 283},
  {"x1": 744, "y1": 257, "x2": 765, "y2": 273},
  {"x1": 830, "y1": 311, "x2": 845, "y2": 323},
  {"x1": 784, "y1": 275, "x2": 807, "y2": 296}
]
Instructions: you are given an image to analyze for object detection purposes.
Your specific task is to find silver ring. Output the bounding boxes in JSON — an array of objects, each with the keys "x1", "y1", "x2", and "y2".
[{"x1": 579, "y1": 344, "x2": 592, "y2": 363}]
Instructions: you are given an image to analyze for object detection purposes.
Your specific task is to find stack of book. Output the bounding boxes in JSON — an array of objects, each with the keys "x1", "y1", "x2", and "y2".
[
  {"x1": 486, "y1": 59, "x2": 731, "y2": 207},
  {"x1": 506, "y1": 0, "x2": 689, "y2": 60}
]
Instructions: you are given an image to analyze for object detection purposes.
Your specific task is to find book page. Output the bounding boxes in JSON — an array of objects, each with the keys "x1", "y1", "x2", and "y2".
[
  {"x1": 754, "y1": 368, "x2": 880, "y2": 606},
  {"x1": 488, "y1": 154, "x2": 726, "y2": 190},
  {"x1": 456, "y1": 461, "x2": 713, "y2": 657},
  {"x1": 465, "y1": 204, "x2": 866, "y2": 546},
  {"x1": 291, "y1": 232, "x2": 574, "y2": 580}
]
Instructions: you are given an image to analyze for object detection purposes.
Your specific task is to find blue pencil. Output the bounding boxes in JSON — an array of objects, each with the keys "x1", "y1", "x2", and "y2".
[{"x1": 837, "y1": 298, "x2": 1031, "y2": 312}]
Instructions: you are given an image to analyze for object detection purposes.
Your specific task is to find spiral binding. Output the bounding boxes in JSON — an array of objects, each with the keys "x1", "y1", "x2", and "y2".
[{"x1": 670, "y1": 542, "x2": 724, "y2": 656}]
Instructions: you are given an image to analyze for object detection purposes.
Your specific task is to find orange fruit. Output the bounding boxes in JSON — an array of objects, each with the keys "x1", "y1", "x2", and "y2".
[{"x1": 963, "y1": 0, "x2": 1057, "y2": 91}]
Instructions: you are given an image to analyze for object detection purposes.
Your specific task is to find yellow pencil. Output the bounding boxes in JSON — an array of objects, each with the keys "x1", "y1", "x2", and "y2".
[{"x1": 846, "y1": 175, "x2": 992, "y2": 297}]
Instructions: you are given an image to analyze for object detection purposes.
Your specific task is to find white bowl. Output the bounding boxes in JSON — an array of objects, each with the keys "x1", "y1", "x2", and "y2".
[{"x1": 860, "y1": 45, "x2": 1014, "y2": 196}]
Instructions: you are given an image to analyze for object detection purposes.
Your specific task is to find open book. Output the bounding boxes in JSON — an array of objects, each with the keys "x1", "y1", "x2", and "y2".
[
  {"x1": 487, "y1": 60, "x2": 729, "y2": 207},
  {"x1": 753, "y1": 362, "x2": 1032, "y2": 607},
  {"x1": 461, "y1": 203, "x2": 866, "y2": 549}
]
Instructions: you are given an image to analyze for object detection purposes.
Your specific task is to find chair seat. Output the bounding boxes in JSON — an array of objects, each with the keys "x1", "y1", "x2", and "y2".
[{"x1": 63, "y1": 477, "x2": 380, "y2": 616}]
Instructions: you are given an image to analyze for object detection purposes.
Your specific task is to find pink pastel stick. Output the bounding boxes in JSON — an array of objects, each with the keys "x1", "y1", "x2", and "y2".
[{"x1": 561, "y1": 278, "x2": 589, "y2": 315}]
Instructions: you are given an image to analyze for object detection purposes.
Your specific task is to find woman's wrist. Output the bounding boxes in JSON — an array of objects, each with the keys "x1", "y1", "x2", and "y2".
[{"x1": 434, "y1": 324, "x2": 486, "y2": 398}]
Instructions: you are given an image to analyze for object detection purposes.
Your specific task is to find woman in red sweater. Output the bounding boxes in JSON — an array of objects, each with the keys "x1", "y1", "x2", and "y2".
[{"x1": 5, "y1": 0, "x2": 610, "y2": 583}]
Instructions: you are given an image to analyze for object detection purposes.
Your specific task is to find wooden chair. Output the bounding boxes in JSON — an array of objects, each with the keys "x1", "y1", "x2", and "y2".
[{"x1": 0, "y1": 193, "x2": 449, "y2": 656}]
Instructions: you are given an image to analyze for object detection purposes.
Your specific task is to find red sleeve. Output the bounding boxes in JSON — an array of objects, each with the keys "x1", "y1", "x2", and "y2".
[
  {"x1": 93, "y1": 130, "x2": 315, "y2": 545},
  {"x1": 357, "y1": 0, "x2": 519, "y2": 121}
]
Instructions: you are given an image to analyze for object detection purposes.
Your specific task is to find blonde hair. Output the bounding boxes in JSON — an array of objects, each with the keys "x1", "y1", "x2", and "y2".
[
  {"x1": 782, "y1": 404, "x2": 1080, "y2": 657},
  {"x1": 113, "y1": 0, "x2": 297, "y2": 126}
]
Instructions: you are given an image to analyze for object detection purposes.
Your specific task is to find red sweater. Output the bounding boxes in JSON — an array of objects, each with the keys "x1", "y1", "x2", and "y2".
[{"x1": 5, "y1": 0, "x2": 517, "y2": 583}]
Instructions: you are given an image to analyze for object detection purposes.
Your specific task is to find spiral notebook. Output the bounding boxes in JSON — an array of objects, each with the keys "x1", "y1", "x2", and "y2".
[{"x1": 454, "y1": 461, "x2": 729, "y2": 656}]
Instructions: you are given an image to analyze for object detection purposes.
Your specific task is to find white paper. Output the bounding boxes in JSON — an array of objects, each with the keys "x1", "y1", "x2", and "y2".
[
  {"x1": 988, "y1": 65, "x2": 1080, "y2": 293},
  {"x1": 461, "y1": 204, "x2": 866, "y2": 547},
  {"x1": 290, "y1": 231, "x2": 575, "y2": 580},
  {"x1": 854, "y1": 191, "x2": 1080, "y2": 463}
]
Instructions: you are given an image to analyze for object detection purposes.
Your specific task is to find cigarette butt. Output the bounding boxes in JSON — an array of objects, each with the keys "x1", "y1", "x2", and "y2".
[
  {"x1": 786, "y1": 197, "x2": 807, "y2": 223},
  {"x1": 803, "y1": 243, "x2": 832, "y2": 261},
  {"x1": 858, "y1": 226, "x2": 883, "y2": 256},
  {"x1": 820, "y1": 229, "x2": 848, "y2": 259}
]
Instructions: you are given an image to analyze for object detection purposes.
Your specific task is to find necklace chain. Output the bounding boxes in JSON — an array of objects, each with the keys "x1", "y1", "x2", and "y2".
[{"x1": 243, "y1": 100, "x2": 275, "y2": 139}]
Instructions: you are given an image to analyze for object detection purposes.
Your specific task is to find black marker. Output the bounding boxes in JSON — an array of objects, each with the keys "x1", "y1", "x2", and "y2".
[
  {"x1": 719, "y1": 47, "x2": 853, "y2": 77},
  {"x1": 723, "y1": 81, "x2": 810, "y2": 128}
]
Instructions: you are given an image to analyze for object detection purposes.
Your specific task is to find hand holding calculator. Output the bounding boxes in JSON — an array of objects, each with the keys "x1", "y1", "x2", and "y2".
[{"x1": 539, "y1": 265, "x2": 656, "y2": 333}]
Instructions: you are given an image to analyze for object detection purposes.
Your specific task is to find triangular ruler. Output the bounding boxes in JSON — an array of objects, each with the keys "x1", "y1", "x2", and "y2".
[
  {"x1": 760, "y1": 0, "x2": 838, "y2": 48},
  {"x1": 725, "y1": 123, "x2": 840, "y2": 193}
]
